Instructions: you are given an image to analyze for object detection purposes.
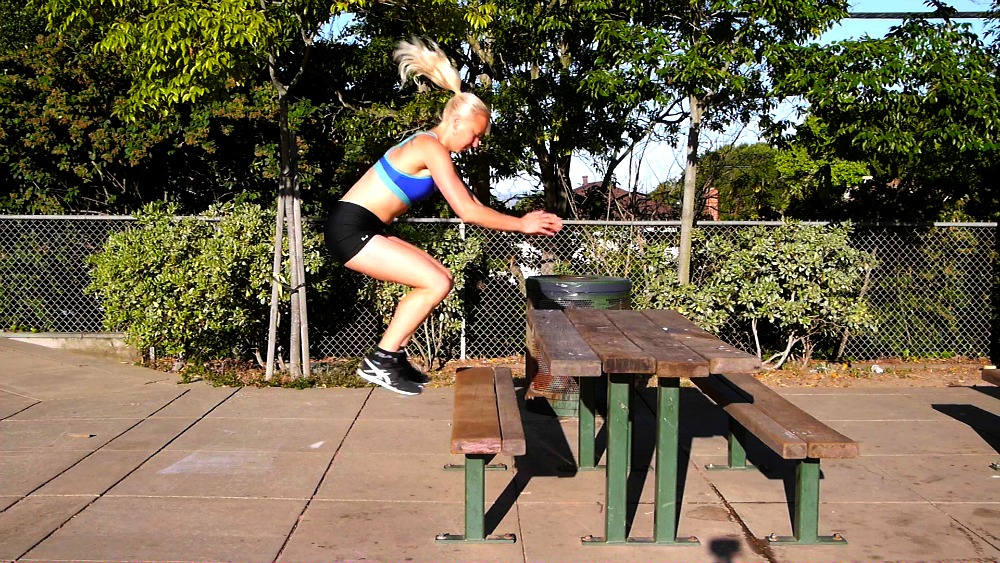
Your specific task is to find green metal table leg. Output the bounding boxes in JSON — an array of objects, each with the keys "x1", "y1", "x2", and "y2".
[
  {"x1": 651, "y1": 378, "x2": 699, "y2": 545},
  {"x1": 766, "y1": 458, "x2": 846, "y2": 545},
  {"x1": 706, "y1": 417, "x2": 753, "y2": 471},
  {"x1": 578, "y1": 377, "x2": 597, "y2": 470},
  {"x1": 627, "y1": 381, "x2": 633, "y2": 470},
  {"x1": 583, "y1": 372, "x2": 630, "y2": 545},
  {"x1": 436, "y1": 454, "x2": 516, "y2": 544}
]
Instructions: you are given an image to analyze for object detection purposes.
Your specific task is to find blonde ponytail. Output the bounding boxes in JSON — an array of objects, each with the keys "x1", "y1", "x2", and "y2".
[
  {"x1": 394, "y1": 37, "x2": 462, "y2": 94},
  {"x1": 393, "y1": 37, "x2": 491, "y2": 130}
]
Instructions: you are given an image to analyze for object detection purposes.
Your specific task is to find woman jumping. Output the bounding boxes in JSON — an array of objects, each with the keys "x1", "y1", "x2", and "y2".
[{"x1": 325, "y1": 37, "x2": 563, "y2": 395}]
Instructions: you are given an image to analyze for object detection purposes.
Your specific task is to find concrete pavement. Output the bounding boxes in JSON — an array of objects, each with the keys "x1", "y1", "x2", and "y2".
[{"x1": 1, "y1": 336, "x2": 999, "y2": 563}]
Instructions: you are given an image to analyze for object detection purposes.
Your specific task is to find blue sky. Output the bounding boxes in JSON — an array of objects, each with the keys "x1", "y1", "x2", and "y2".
[
  {"x1": 822, "y1": 0, "x2": 992, "y2": 42},
  {"x1": 497, "y1": 0, "x2": 996, "y2": 201}
]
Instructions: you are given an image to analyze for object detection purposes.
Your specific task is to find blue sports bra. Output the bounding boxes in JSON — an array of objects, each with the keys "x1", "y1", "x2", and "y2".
[{"x1": 373, "y1": 131, "x2": 438, "y2": 206}]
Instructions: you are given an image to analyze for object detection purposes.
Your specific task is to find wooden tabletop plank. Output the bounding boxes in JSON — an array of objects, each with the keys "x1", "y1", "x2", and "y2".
[
  {"x1": 526, "y1": 309, "x2": 602, "y2": 377},
  {"x1": 564, "y1": 309, "x2": 656, "y2": 374},
  {"x1": 640, "y1": 310, "x2": 761, "y2": 374},
  {"x1": 690, "y1": 375, "x2": 808, "y2": 459},
  {"x1": 719, "y1": 374, "x2": 859, "y2": 459},
  {"x1": 450, "y1": 367, "x2": 502, "y2": 455},
  {"x1": 601, "y1": 310, "x2": 710, "y2": 378},
  {"x1": 639, "y1": 309, "x2": 721, "y2": 339},
  {"x1": 494, "y1": 366, "x2": 526, "y2": 456}
]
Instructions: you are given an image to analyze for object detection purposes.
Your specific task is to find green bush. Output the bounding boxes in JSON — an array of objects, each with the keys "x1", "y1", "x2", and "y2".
[
  {"x1": 87, "y1": 201, "x2": 328, "y2": 360},
  {"x1": 638, "y1": 223, "x2": 879, "y2": 368}
]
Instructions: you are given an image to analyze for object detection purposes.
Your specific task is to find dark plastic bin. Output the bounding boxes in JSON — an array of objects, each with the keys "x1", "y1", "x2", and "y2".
[{"x1": 525, "y1": 275, "x2": 632, "y2": 417}]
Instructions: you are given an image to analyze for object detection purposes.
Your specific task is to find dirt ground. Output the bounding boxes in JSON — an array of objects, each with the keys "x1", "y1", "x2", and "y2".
[
  {"x1": 160, "y1": 355, "x2": 997, "y2": 390},
  {"x1": 428, "y1": 355, "x2": 997, "y2": 389}
]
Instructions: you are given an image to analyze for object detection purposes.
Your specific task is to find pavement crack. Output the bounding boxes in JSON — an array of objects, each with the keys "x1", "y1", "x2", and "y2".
[
  {"x1": 271, "y1": 386, "x2": 374, "y2": 563},
  {"x1": 695, "y1": 463, "x2": 780, "y2": 563}
]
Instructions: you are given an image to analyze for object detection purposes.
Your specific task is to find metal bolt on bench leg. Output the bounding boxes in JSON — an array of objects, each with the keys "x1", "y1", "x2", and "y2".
[
  {"x1": 443, "y1": 463, "x2": 508, "y2": 471},
  {"x1": 436, "y1": 454, "x2": 516, "y2": 544},
  {"x1": 766, "y1": 458, "x2": 847, "y2": 545}
]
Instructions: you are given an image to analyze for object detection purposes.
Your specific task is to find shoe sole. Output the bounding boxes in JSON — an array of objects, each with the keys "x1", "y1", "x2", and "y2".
[{"x1": 357, "y1": 369, "x2": 421, "y2": 395}]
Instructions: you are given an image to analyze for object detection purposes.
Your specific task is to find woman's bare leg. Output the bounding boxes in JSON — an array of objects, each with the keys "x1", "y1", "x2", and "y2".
[{"x1": 344, "y1": 235, "x2": 453, "y2": 352}]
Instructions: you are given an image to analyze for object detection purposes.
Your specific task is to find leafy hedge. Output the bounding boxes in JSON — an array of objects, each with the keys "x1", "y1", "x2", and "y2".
[
  {"x1": 86, "y1": 201, "x2": 331, "y2": 360},
  {"x1": 639, "y1": 223, "x2": 878, "y2": 368},
  {"x1": 85, "y1": 214, "x2": 894, "y2": 368}
]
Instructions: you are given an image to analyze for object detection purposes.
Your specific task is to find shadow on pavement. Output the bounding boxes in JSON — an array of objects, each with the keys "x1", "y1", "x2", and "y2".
[{"x1": 933, "y1": 403, "x2": 1000, "y2": 454}]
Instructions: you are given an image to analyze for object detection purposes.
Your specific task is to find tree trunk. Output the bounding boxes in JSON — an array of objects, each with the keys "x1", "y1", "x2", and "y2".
[
  {"x1": 469, "y1": 161, "x2": 492, "y2": 205},
  {"x1": 678, "y1": 93, "x2": 702, "y2": 285},
  {"x1": 538, "y1": 146, "x2": 573, "y2": 218},
  {"x1": 292, "y1": 181, "x2": 310, "y2": 376},
  {"x1": 273, "y1": 95, "x2": 308, "y2": 379},
  {"x1": 264, "y1": 193, "x2": 285, "y2": 381}
]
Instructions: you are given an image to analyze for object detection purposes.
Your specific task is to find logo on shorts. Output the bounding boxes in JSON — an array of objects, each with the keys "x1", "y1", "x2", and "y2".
[{"x1": 361, "y1": 235, "x2": 369, "y2": 241}]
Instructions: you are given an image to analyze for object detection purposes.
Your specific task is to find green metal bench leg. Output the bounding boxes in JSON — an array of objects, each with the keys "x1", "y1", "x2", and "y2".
[
  {"x1": 706, "y1": 417, "x2": 752, "y2": 470},
  {"x1": 766, "y1": 458, "x2": 847, "y2": 545},
  {"x1": 436, "y1": 454, "x2": 516, "y2": 544},
  {"x1": 578, "y1": 377, "x2": 598, "y2": 470}
]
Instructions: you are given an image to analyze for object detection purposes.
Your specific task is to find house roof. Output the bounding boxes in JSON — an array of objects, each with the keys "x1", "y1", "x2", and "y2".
[{"x1": 572, "y1": 181, "x2": 675, "y2": 220}]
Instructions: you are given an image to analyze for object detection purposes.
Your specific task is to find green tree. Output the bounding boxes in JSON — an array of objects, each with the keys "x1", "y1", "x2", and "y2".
[
  {"x1": 769, "y1": 8, "x2": 1000, "y2": 222},
  {"x1": 0, "y1": 3, "x2": 301, "y2": 214},
  {"x1": 697, "y1": 143, "x2": 784, "y2": 220},
  {"x1": 333, "y1": 1, "x2": 686, "y2": 219},
  {"x1": 662, "y1": 0, "x2": 849, "y2": 282},
  {"x1": 36, "y1": 0, "x2": 360, "y2": 378},
  {"x1": 776, "y1": 155, "x2": 872, "y2": 221},
  {"x1": 0, "y1": 0, "x2": 45, "y2": 52},
  {"x1": 474, "y1": 0, "x2": 689, "y2": 218}
]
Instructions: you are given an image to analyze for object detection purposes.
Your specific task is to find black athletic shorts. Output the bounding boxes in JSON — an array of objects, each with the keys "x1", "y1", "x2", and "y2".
[{"x1": 324, "y1": 201, "x2": 388, "y2": 264}]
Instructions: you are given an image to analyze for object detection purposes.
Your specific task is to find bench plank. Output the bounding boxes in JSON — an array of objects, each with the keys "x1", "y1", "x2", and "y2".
[
  {"x1": 565, "y1": 309, "x2": 656, "y2": 374},
  {"x1": 451, "y1": 367, "x2": 502, "y2": 455},
  {"x1": 983, "y1": 368, "x2": 1000, "y2": 386},
  {"x1": 494, "y1": 367, "x2": 526, "y2": 456},
  {"x1": 718, "y1": 374, "x2": 859, "y2": 459},
  {"x1": 691, "y1": 375, "x2": 808, "y2": 459},
  {"x1": 641, "y1": 310, "x2": 761, "y2": 374},
  {"x1": 527, "y1": 309, "x2": 602, "y2": 377},
  {"x1": 603, "y1": 310, "x2": 710, "y2": 378}
]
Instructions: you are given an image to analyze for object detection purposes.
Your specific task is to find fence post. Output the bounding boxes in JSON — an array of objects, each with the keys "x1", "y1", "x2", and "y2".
[{"x1": 460, "y1": 221, "x2": 467, "y2": 360}]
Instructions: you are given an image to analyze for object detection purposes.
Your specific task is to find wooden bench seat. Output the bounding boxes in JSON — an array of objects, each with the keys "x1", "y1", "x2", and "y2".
[
  {"x1": 690, "y1": 373, "x2": 859, "y2": 545},
  {"x1": 982, "y1": 368, "x2": 1000, "y2": 387},
  {"x1": 436, "y1": 366, "x2": 524, "y2": 544}
]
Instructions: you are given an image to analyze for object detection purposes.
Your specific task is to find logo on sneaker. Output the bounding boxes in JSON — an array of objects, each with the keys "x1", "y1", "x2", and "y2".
[
  {"x1": 359, "y1": 358, "x2": 392, "y2": 386},
  {"x1": 357, "y1": 358, "x2": 420, "y2": 395}
]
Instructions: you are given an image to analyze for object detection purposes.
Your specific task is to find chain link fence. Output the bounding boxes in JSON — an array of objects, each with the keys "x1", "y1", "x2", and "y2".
[{"x1": 2, "y1": 215, "x2": 995, "y2": 360}]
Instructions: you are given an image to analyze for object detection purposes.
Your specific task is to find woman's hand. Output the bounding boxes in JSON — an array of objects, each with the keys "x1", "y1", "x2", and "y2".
[{"x1": 519, "y1": 210, "x2": 564, "y2": 236}]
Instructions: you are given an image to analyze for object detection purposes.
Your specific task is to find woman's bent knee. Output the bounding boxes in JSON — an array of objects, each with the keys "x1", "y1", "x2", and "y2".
[{"x1": 431, "y1": 271, "x2": 454, "y2": 301}]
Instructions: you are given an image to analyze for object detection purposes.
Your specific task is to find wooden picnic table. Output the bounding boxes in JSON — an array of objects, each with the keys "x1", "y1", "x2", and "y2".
[{"x1": 526, "y1": 307, "x2": 761, "y2": 545}]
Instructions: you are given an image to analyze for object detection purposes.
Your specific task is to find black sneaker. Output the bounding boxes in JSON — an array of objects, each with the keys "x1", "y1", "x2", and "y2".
[
  {"x1": 400, "y1": 359, "x2": 431, "y2": 386},
  {"x1": 357, "y1": 354, "x2": 422, "y2": 396}
]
